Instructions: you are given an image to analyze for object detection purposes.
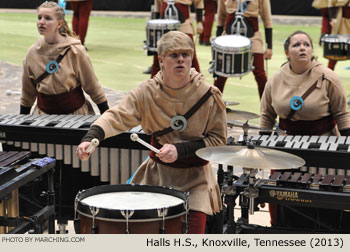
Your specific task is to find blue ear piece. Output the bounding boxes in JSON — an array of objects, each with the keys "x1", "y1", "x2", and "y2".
[
  {"x1": 46, "y1": 60, "x2": 59, "y2": 74},
  {"x1": 289, "y1": 96, "x2": 304, "y2": 111}
]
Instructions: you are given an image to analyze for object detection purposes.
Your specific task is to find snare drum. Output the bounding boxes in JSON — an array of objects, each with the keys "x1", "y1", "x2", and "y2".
[
  {"x1": 145, "y1": 19, "x2": 180, "y2": 52},
  {"x1": 211, "y1": 35, "x2": 253, "y2": 77},
  {"x1": 74, "y1": 184, "x2": 188, "y2": 234},
  {"x1": 321, "y1": 34, "x2": 350, "y2": 61}
]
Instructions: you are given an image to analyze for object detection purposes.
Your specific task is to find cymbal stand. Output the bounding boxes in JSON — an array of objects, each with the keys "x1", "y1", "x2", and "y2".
[
  {"x1": 164, "y1": 0, "x2": 179, "y2": 20},
  {"x1": 242, "y1": 168, "x2": 259, "y2": 215},
  {"x1": 221, "y1": 168, "x2": 238, "y2": 234}
]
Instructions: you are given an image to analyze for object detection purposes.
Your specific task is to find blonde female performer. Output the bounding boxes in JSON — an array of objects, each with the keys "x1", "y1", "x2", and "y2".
[{"x1": 20, "y1": 1, "x2": 108, "y2": 115}]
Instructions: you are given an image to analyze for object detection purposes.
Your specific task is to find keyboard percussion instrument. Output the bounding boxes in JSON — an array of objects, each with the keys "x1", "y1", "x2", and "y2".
[
  {"x1": 197, "y1": 131, "x2": 350, "y2": 233},
  {"x1": 0, "y1": 151, "x2": 56, "y2": 233},
  {"x1": 0, "y1": 114, "x2": 150, "y2": 185}
]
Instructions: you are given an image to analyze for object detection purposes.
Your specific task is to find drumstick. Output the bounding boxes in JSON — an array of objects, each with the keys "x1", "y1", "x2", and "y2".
[
  {"x1": 130, "y1": 133, "x2": 160, "y2": 154},
  {"x1": 86, "y1": 138, "x2": 99, "y2": 153}
]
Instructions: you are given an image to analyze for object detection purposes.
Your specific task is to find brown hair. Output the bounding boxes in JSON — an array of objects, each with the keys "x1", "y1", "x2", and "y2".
[
  {"x1": 157, "y1": 31, "x2": 194, "y2": 58},
  {"x1": 38, "y1": 1, "x2": 78, "y2": 38}
]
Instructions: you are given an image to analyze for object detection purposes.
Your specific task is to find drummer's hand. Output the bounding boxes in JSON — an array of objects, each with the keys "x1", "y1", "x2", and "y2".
[
  {"x1": 197, "y1": 22, "x2": 204, "y2": 35},
  {"x1": 264, "y1": 48, "x2": 272, "y2": 60},
  {"x1": 156, "y1": 144, "x2": 178, "y2": 163},
  {"x1": 76, "y1": 142, "x2": 94, "y2": 161}
]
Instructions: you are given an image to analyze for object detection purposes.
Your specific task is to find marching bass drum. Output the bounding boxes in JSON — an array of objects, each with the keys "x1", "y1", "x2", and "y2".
[
  {"x1": 74, "y1": 184, "x2": 188, "y2": 234},
  {"x1": 210, "y1": 34, "x2": 253, "y2": 77},
  {"x1": 145, "y1": 19, "x2": 180, "y2": 52}
]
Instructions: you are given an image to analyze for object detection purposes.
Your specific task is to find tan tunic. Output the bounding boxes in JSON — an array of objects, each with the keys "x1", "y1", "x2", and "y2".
[
  {"x1": 154, "y1": 0, "x2": 204, "y2": 34},
  {"x1": 21, "y1": 36, "x2": 107, "y2": 115},
  {"x1": 93, "y1": 69, "x2": 227, "y2": 215},
  {"x1": 260, "y1": 60, "x2": 350, "y2": 134},
  {"x1": 217, "y1": 0, "x2": 272, "y2": 53}
]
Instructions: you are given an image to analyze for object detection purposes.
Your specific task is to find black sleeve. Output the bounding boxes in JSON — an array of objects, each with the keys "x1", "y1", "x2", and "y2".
[
  {"x1": 97, "y1": 100, "x2": 109, "y2": 114},
  {"x1": 196, "y1": 8, "x2": 203, "y2": 22},
  {"x1": 81, "y1": 125, "x2": 105, "y2": 143},
  {"x1": 340, "y1": 128, "x2": 350, "y2": 136},
  {"x1": 328, "y1": 7, "x2": 338, "y2": 20},
  {"x1": 216, "y1": 26, "x2": 224, "y2": 37},
  {"x1": 174, "y1": 139, "x2": 206, "y2": 159},
  {"x1": 20, "y1": 105, "x2": 31, "y2": 115},
  {"x1": 265, "y1": 28, "x2": 272, "y2": 49}
]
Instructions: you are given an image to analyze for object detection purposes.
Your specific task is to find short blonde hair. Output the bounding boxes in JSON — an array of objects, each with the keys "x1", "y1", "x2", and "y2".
[{"x1": 157, "y1": 31, "x2": 194, "y2": 58}]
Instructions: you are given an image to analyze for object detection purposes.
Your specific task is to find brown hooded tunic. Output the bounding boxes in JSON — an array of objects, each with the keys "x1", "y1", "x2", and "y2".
[
  {"x1": 92, "y1": 68, "x2": 227, "y2": 215},
  {"x1": 21, "y1": 36, "x2": 107, "y2": 115}
]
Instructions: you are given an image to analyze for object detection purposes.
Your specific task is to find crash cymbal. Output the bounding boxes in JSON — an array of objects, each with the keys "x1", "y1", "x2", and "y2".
[
  {"x1": 226, "y1": 108, "x2": 259, "y2": 121},
  {"x1": 196, "y1": 145, "x2": 305, "y2": 170},
  {"x1": 224, "y1": 100, "x2": 240, "y2": 106}
]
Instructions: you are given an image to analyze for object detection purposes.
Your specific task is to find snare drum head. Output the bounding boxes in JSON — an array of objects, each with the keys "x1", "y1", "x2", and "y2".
[
  {"x1": 213, "y1": 35, "x2": 251, "y2": 50},
  {"x1": 76, "y1": 184, "x2": 187, "y2": 221}
]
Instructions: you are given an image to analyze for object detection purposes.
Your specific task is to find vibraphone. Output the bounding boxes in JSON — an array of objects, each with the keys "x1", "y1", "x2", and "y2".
[
  {"x1": 0, "y1": 151, "x2": 56, "y2": 233},
  {"x1": 0, "y1": 114, "x2": 150, "y2": 184},
  {"x1": 234, "y1": 172, "x2": 350, "y2": 210}
]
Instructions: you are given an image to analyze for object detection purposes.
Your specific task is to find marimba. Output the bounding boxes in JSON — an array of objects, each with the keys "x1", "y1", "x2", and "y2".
[{"x1": 0, "y1": 114, "x2": 150, "y2": 184}]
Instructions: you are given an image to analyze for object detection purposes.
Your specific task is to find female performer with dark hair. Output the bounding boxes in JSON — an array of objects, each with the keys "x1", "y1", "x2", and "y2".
[
  {"x1": 260, "y1": 30, "x2": 350, "y2": 231},
  {"x1": 20, "y1": 1, "x2": 108, "y2": 115}
]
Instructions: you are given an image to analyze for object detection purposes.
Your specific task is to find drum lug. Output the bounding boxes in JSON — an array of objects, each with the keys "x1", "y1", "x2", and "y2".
[
  {"x1": 121, "y1": 210, "x2": 134, "y2": 234},
  {"x1": 89, "y1": 206, "x2": 100, "y2": 234}
]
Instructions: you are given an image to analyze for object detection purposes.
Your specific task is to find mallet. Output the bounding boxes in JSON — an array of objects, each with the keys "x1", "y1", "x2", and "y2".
[
  {"x1": 86, "y1": 138, "x2": 99, "y2": 153},
  {"x1": 130, "y1": 133, "x2": 160, "y2": 154}
]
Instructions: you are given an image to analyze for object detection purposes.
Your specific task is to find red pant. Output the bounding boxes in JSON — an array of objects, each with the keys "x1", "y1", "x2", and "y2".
[
  {"x1": 70, "y1": 0, "x2": 93, "y2": 45},
  {"x1": 214, "y1": 53, "x2": 267, "y2": 98},
  {"x1": 150, "y1": 34, "x2": 201, "y2": 77},
  {"x1": 187, "y1": 211, "x2": 207, "y2": 234},
  {"x1": 328, "y1": 59, "x2": 337, "y2": 70},
  {"x1": 200, "y1": 0, "x2": 217, "y2": 43}
]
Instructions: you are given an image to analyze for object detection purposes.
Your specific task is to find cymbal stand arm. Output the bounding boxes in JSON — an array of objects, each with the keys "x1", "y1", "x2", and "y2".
[{"x1": 242, "y1": 121, "x2": 249, "y2": 145}]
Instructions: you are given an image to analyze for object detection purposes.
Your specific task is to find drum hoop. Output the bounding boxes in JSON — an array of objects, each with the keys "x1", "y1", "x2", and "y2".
[
  {"x1": 147, "y1": 19, "x2": 180, "y2": 29},
  {"x1": 212, "y1": 44, "x2": 251, "y2": 53},
  {"x1": 77, "y1": 210, "x2": 186, "y2": 222},
  {"x1": 76, "y1": 184, "x2": 188, "y2": 220}
]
